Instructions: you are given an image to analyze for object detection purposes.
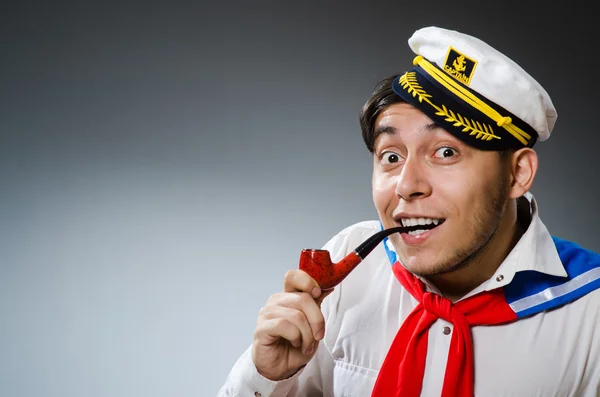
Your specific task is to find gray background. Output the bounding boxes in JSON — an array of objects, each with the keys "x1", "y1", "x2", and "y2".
[{"x1": 1, "y1": 1, "x2": 598, "y2": 396}]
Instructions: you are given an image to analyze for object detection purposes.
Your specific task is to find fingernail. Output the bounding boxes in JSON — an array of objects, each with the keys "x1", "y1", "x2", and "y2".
[
  {"x1": 315, "y1": 329, "x2": 325, "y2": 340},
  {"x1": 311, "y1": 287, "x2": 321, "y2": 298},
  {"x1": 304, "y1": 345, "x2": 314, "y2": 355}
]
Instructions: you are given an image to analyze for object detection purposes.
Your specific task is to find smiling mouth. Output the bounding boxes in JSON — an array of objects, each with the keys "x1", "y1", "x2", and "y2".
[{"x1": 397, "y1": 218, "x2": 446, "y2": 236}]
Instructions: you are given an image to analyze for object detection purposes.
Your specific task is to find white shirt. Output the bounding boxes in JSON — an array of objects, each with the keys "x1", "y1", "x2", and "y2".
[{"x1": 218, "y1": 194, "x2": 600, "y2": 396}]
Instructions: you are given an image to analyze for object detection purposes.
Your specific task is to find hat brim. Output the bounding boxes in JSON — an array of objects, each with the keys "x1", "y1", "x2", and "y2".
[{"x1": 392, "y1": 64, "x2": 538, "y2": 150}]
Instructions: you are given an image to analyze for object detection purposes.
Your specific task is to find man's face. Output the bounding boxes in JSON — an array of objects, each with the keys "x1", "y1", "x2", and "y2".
[{"x1": 372, "y1": 102, "x2": 510, "y2": 276}]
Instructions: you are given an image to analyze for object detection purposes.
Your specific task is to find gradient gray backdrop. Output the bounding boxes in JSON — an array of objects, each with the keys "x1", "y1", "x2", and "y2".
[{"x1": 1, "y1": 1, "x2": 598, "y2": 396}]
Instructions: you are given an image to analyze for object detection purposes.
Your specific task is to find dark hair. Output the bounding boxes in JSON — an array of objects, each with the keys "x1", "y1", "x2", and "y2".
[
  {"x1": 359, "y1": 74, "x2": 515, "y2": 161},
  {"x1": 359, "y1": 74, "x2": 403, "y2": 154}
]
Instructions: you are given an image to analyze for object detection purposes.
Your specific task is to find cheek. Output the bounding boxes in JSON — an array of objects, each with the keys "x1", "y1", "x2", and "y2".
[
  {"x1": 372, "y1": 172, "x2": 397, "y2": 212},
  {"x1": 441, "y1": 177, "x2": 468, "y2": 201},
  {"x1": 439, "y1": 169, "x2": 490, "y2": 215}
]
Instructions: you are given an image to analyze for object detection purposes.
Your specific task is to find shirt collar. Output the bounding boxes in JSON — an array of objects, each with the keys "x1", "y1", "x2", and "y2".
[{"x1": 482, "y1": 192, "x2": 568, "y2": 292}]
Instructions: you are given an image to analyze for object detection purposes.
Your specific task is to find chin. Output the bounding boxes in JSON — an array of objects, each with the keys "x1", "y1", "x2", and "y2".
[
  {"x1": 403, "y1": 261, "x2": 437, "y2": 277},
  {"x1": 398, "y1": 253, "x2": 430, "y2": 272}
]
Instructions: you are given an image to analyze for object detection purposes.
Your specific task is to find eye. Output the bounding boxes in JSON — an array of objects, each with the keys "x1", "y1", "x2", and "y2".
[
  {"x1": 434, "y1": 147, "x2": 458, "y2": 159},
  {"x1": 380, "y1": 151, "x2": 401, "y2": 164}
]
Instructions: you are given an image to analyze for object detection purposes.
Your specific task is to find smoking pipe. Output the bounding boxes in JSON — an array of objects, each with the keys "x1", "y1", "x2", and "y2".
[{"x1": 299, "y1": 226, "x2": 408, "y2": 290}]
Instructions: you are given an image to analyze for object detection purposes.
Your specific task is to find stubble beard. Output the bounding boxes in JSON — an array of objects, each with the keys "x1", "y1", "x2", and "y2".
[{"x1": 414, "y1": 178, "x2": 509, "y2": 277}]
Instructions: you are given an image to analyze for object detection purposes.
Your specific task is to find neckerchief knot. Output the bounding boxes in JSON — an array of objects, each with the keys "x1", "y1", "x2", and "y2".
[{"x1": 422, "y1": 292, "x2": 453, "y2": 322}]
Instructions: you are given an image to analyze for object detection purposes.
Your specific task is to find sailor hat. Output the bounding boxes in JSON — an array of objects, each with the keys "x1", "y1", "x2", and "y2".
[{"x1": 392, "y1": 26, "x2": 557, "y2": 150}]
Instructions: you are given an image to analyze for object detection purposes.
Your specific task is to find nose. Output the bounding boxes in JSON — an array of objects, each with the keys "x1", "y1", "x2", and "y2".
[{"x1": 395, "y1": 155, "x2": 432, "y2": 200}]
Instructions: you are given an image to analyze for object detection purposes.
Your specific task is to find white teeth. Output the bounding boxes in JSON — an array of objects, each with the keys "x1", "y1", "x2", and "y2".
[
  {"x1": 408, "y1": 229, "x2": 427, "y2": 236},
  {"x1": 400, "y1": 217, "x2": 442, "y2": 227}
]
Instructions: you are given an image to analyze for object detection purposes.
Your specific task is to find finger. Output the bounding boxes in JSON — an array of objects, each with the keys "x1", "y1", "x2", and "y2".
[
  {"x1": 267, "y1": 292, "x2": 326, "y2": 341},
  {"x1": 258, "y1": 305, "x2": 316, "y2": 355},
  {"x1": 283, "y1": 269, "x2": 321, "y2": 299},
  {"x1": 254, "y1": 316, "x2": 302, "y2": 348}
]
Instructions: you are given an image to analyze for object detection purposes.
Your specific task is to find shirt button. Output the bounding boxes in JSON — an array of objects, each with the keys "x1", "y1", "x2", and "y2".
[
  {"x1": 442, "y1": 326, "x2": 451, "y2": 335},
  {"x1": 254, "y1": 393, "x2": 262, "y2": 397},
  {"x1": 496, "y1": 274, "x2": 504, "y2": 282}
]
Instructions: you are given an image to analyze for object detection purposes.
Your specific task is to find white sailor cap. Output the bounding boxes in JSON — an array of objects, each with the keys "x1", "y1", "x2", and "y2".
[{"x1": 392, "y1": 26, "x2": 557, "y2": 149}]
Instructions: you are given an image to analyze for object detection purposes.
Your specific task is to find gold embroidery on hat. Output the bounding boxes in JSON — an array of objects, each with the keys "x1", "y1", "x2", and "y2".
[
  {"x1": 399, "y1": 72, "x2": 500, "y2": 141},
  {"x1": 415, "y1": 56, "x2": 531, "y2": 146},
  {"x1": 443, "y1": 47, "x2": 478, "y2": 86}
]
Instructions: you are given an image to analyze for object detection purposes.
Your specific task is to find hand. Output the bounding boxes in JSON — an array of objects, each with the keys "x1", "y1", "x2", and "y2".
[{"x1": 251, "y1": 269, "x2": 333, "y2": 381}]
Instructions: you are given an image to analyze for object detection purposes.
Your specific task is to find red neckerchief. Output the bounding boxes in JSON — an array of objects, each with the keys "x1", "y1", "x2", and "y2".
[{"x1": 371, "y1": 262, "x2": 518, "y2": 397}]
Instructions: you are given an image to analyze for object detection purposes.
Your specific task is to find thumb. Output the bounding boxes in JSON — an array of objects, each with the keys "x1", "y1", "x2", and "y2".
[{"x1": 315, "y1": 288, "x2": 334, "y2": 307}]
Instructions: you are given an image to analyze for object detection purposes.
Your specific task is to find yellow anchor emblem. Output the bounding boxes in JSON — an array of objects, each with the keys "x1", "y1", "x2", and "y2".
[{"x1": 452, "y1": 55, "x2": 467, "y2": 72}]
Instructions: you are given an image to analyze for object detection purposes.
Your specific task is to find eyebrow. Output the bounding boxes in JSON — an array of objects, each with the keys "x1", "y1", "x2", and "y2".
[{"x1": 373, "y1": 122, "x2": 440, "y2": 143}]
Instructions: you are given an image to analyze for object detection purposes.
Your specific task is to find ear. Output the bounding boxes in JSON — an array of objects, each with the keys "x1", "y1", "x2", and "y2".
[{"x1": 508, "y1": 148, "x2": 538, "y2": 199}]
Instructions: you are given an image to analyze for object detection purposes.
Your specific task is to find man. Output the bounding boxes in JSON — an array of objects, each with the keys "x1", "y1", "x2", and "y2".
[{"x1": 217, "y1": 26, "x2": 600, "y2": 396}]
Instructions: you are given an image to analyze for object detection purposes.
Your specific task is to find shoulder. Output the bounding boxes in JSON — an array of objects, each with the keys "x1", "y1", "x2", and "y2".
[
  {"x1": 553, "y1": 236, "x2": 600, "y2": 312},
  {"x1": 507, "y1": 236, "x2": 600, "y2": 318},
  {"x1": 553, "y1": 236, "x2": 600, "y2": 270},
  {"x1": 553, "y1": 236, "x2": 600, "y2": 293}
]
